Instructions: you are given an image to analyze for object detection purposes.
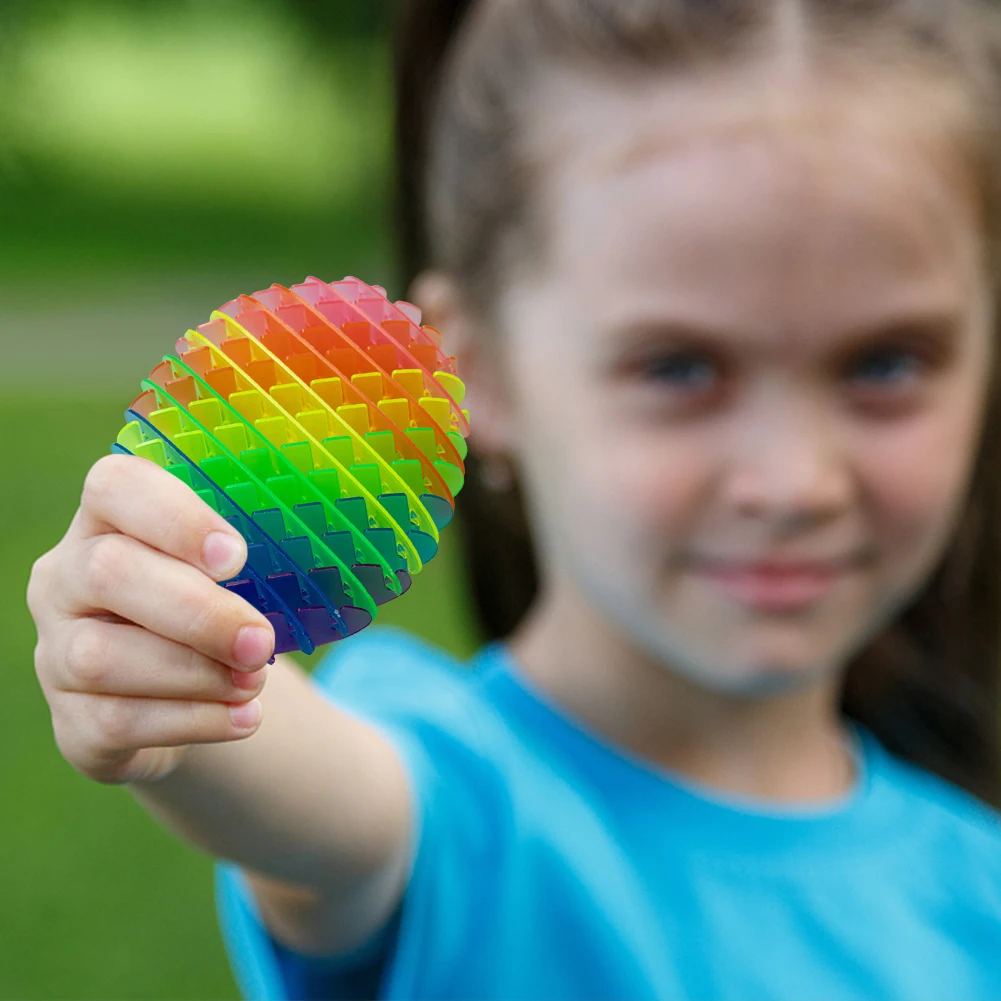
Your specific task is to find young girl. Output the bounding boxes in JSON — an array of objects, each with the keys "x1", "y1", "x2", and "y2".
[{"x1": 27, "y1": 0, "x2": 1001, "y2": 997}]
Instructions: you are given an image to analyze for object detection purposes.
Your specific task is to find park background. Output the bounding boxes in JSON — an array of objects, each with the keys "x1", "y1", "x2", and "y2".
[{"x1": 0, "y1": 2, "x2": 481, "y2": 997}]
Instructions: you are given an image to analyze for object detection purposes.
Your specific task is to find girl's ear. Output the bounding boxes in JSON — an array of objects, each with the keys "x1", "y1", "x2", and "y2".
[{"x1": 408, "y1": 270, "x2": 517, "y2": 456}]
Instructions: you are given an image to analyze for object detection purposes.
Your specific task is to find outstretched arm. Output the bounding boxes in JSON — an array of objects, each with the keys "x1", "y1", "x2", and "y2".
[{"x1": 29, "y1": 455, "x2": 412, "y2": 957}]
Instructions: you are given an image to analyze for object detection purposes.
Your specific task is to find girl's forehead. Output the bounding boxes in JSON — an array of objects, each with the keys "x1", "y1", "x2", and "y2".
[
  {"x1": 518, "y1": 68, "x2": 984, "y2": 349},
  {"x1": 526, "y1": 58, "x2": 978, "y2": 179}
]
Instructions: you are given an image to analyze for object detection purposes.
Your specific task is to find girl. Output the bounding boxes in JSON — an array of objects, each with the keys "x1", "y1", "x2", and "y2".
[{"x1": 27, "y1": 0, "x2": 1001, "y2": 998}]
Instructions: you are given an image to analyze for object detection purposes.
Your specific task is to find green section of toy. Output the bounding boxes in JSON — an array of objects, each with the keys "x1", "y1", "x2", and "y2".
[
  {"x1": 133, "y1": 379, "x2": 379, "y2": 620},
  {"x1": 164, "y1": 353, "x2": 404, "y2": 591}
]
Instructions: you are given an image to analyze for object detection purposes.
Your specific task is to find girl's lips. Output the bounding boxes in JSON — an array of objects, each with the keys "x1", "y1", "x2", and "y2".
[{"x1": 693, "y1": 560, "x2": 853, "y2": 612}]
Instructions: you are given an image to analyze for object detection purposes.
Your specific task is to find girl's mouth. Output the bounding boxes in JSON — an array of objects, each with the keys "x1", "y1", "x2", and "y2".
[{"x1": 692, "y1": 558, "x2": 857, "y2": 612}]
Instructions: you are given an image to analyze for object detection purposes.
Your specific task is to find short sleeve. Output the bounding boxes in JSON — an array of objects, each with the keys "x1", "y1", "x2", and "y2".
[
  {"x1": 214, "y1": 627, "x2": 508, "y2": 1001},
  {"x1": 215, "y1": 862, "x2": 396, "y2": 1001}
]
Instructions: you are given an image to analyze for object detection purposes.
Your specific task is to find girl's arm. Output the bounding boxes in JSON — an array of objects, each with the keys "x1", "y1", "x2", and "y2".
[
  {"x1": 29, "y1": 455, "x2": 413, "y2": 958},
  {"x1": 131, "y1": 653, "x2": 413, "y2": 958}
]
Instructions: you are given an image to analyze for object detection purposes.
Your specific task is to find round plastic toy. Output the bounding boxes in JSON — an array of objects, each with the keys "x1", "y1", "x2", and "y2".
[{"x1": 113, "y1": 276, "x2": 470, "y2": 657}]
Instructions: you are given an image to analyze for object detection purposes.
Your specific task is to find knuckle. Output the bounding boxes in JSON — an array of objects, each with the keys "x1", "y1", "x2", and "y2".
[
  {"x1": 26, "y1": 551, "x2": 53, "y2": 612},
  {"x1": 83, "y1": 534, "x2": 129, "y2": 605},
  {"x1": 65, "y1": 622, "x2": 110, "y2": 691},
  {"x1": 95, "y1": 696, "x2": 140, "y2": 748},
  {"x1": 35, "y1": 635, "x2": 69, "y2": 700},
  {"x1": 33, "y1": 637, "x2": 50, "y2": 684},
  {"x1": 48, "y1": 698, "x2": 93, "y2": 766},
  {"x1": 167, "y1": 698, "x2": 204, "y2": 742},
  {"x1": 182, "y1": 589, "x2": 231, "y2": 651},
  {"x1": 182, "y1": 700, "x2": 209, "y2": 738},
  {"x1": 81, "y1": 454, "x2": 129, "y2": 511},
  {"x1": 183, "y1": 644, "x2": 221, "y2": 699},
  {"x1": 159, "y1": 498, "x2": 199, "y2": 561},
  {"x1": 48, "y1": 693, "x2": 135, "y2": 784},
  {"x1": 50, "y1": 713, "x2": 82, "y2": 768}
]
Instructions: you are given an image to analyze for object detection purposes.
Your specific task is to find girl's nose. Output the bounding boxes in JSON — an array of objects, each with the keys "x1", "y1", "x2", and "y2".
[{"x1": 721, "y1": 405, "x2": 852, "y2": 530}]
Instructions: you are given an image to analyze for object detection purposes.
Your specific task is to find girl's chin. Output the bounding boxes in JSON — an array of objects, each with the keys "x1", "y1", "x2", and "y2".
[
  {"x1": 686, "y1": 656, "x2": 837, "y2": 697},
  {"x1": 659, "y1": 626, "x2": 848, "y2": 695}
]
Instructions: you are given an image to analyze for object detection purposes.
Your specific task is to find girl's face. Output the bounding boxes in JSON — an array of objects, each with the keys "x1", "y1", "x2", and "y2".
[{"x1": 484, "y1": 68, "x2": 993, "y2": 695}]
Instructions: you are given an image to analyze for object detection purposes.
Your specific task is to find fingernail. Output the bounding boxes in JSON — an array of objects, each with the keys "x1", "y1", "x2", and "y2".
[
  {"x1": 233, "y1": 625, "x2": 274, "y2": 668},
  {"x1": 229, "y1": 699, "x2": 262, "y2": 730},
  {"x1": 232, "y1": 666, "x2": 267, "y2": 691},
  {"x1": 203, "y1": 531, "x2": 244, "y2": 577}
]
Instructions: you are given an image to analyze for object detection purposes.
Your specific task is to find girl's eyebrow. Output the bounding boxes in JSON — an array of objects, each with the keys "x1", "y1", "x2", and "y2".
[
  {"x1": 597, "y1": 307, "x2": 967, "y2": 356},
  {"x1": 823, "y1": 310, "x2": 966, "y2": 367}
]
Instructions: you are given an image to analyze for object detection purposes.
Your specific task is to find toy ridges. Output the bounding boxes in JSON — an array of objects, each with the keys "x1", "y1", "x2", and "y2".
[{"x1": 114, "y1": 276, "x2": 470, "y2": 657}]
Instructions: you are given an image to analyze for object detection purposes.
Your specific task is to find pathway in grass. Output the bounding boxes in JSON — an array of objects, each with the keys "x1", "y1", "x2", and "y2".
[{"x1": 1, "y1": 276, "x2": 293, "y2": 394}]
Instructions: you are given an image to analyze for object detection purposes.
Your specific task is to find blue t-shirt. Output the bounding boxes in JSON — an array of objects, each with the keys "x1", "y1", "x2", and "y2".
[{"x1": 215, "y1": 626, "x2": 1001, "y2": 1001}]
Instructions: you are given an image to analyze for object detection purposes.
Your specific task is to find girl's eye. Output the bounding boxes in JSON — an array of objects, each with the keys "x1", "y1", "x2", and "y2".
[
  {"x1": 642, "y1": 351, "x2": 720, "y2": 391},
  {"x1": 846, "y1": 347, "x2": 922, "y2": 388}
]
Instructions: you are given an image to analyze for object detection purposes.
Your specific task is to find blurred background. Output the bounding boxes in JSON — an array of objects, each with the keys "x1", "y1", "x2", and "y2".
[{"x1": 0, "y1": 2, "x2": 479, "y2": 997}]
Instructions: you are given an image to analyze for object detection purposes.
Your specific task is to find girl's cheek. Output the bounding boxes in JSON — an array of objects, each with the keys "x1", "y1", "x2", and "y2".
[
  {"x1": 576, "y1": 432, "x2": 710, "y2": 545},
  {"x1": 513, "y1": 418, "x2": 691, "y2": 580},
  {"x1": 853, "y1": 408, "x2": 982, "y2": 573}
]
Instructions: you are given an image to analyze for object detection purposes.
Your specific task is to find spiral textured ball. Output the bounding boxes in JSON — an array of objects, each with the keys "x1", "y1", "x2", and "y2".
[{"x1": 114, "y1": 276, "x2": 470, "y2": 656}]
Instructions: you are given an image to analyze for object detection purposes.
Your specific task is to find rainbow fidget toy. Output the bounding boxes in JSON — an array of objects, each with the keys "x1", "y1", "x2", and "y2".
[{"x1": 114, "y1": 276, "x2": 469, "y2": 657}]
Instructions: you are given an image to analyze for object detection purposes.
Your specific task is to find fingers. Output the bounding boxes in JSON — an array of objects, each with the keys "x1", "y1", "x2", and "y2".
[
  {"x1": 49, "y1": 689, "x2": 264, "y2": 785},
  {"x1": 29, "y1": 454, "x2": 281, "y2": 786},
  {"x1": 77, "y1": 453, "x2": 247, "y2": 580},
  {"x1": 60, "y1": 531, "x2": 274, "y2": 670},
  {"x1": 52, "y1": 617, "x2": 268, "y2": 703}
]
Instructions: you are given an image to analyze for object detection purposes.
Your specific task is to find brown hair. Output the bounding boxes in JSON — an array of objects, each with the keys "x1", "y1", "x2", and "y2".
[{"x1": 392, "y1": 0, "x2": 1001, "y2": 805}]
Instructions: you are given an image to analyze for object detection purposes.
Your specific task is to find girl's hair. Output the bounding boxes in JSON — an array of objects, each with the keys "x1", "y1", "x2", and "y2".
[{"x1": 391, "y1": 0, "x2": 1001, "y2": 806}]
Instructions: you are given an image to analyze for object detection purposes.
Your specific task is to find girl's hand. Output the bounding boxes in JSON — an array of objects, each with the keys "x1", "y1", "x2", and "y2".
[{"x1": 27, "y1": 454, "x2": 275, "y2": 785}]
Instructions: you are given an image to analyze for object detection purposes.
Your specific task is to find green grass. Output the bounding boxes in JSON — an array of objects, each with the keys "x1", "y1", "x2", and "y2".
[
  {"x1": 0, "y1": 162, "x2": 395, "y2": 288},
  {"x1": 1, "y1": 393, "x2": 478, "y2": 999}
]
